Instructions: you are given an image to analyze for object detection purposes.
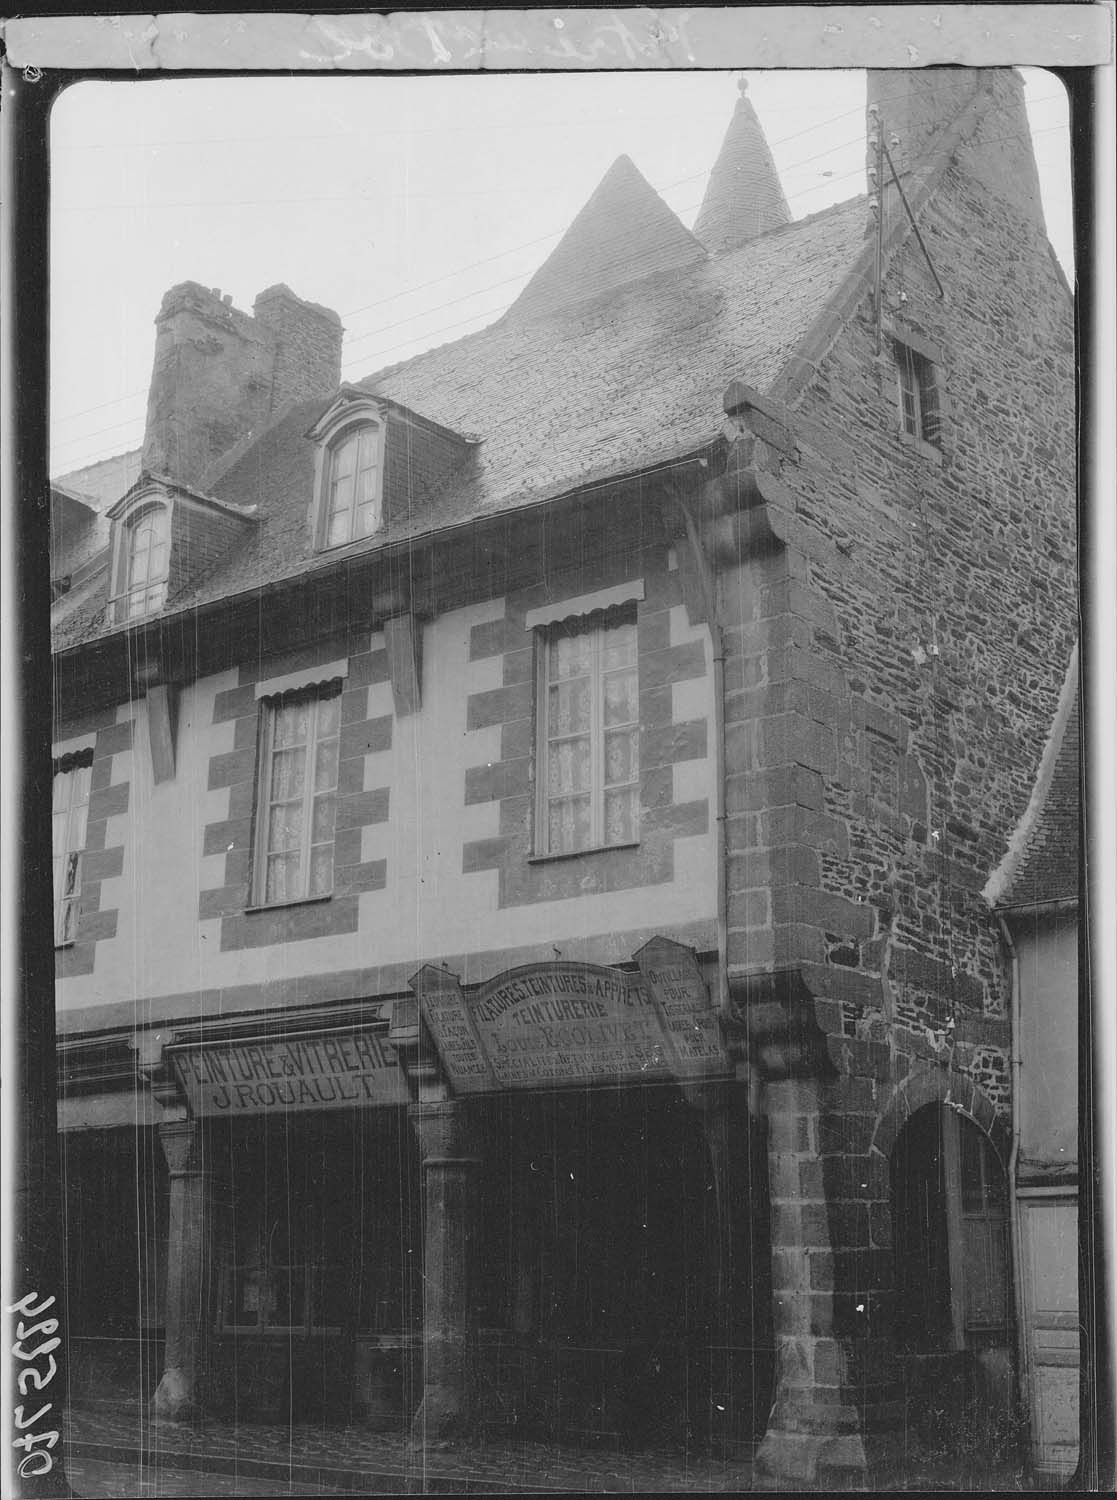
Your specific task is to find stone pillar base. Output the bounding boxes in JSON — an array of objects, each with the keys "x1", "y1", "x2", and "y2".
[
  {"x1": 755, "y1": 1406, "x2": 905, "y2": 1490},
  {"x1": 409, "y1": 1378, "x2": 470, "y2": 1445},
  {"x1": 151, "y1": 1366, "x2": 199, "y2": 1422}
]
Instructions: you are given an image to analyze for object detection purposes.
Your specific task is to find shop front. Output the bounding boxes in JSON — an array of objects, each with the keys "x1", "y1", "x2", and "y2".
[
  {"x1": 396, "y1": 938, "x2": 773, "y2": 1449},
  {"x1": 157, "y1": 1021, "x2": 419, "y2": 1426},
  {"x1": 144, "y1": 940, "x2": 772, "y2": 1446}
]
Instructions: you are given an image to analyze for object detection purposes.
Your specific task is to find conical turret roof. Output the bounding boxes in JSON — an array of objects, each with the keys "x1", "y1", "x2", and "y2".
[
  {"x1": 693, "y1": 80, "x2": 791, "y2": 252},
  {"x1": 505, "y1": 154, "x2": 706, "y2": 324}
]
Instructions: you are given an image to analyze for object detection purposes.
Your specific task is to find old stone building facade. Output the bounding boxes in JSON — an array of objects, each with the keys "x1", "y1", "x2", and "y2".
[{"x1": 50, "y1": 69, "x2": 1076, "y2": 1485}]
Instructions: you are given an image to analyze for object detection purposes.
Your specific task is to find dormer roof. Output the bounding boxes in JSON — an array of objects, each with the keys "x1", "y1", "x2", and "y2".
[
  {"x1": 306, "y1": 384, "x2": 478, "y2": 450},
  {"x1": 693, "y1": 79, "x2": 791, "y2": 253},
  {"x1": 504, "y1": 154, "x2": 707, "y2": 325},
  {"x1": 106, "y1": 470, "x2": 258, "y2": 524}
]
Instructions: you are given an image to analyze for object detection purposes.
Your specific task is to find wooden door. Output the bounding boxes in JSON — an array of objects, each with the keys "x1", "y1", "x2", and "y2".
[{"x1": 1019, "y1": 1196, "x2": 1079, "y2": 1479}]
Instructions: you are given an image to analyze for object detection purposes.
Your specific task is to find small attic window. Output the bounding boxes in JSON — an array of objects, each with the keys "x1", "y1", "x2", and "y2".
[
  {"x1": 110, "y1": 499, "x2": 170, "y2": 622},
  {"x1": 315, "y1": 416, "x2": 384, "y2": 551}
]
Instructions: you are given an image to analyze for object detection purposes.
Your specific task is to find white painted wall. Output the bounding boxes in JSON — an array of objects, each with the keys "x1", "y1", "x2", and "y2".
[{"x1": 55, "y1": 597, "x2": 718, "y2": 1020}]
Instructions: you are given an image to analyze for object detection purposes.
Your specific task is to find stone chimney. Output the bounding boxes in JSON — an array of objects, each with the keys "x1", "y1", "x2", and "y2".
[
  {"x1": 253, "y1": 284, "x2": 343, "y2": 415},
  {"x1": 141, "y1": 281, "x2": 343, "y2": 491},
  {"x1": 693, "y1": 78, "x2": 791, "y2": 253},
  {"x1": 867, "y1": 67, "x2": 1044, "y2": 226}
]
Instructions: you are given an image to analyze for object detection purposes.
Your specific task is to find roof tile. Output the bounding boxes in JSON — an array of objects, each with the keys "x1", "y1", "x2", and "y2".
[{"x1": 53, "y1": 194, "x2": 867, "y2": 644}]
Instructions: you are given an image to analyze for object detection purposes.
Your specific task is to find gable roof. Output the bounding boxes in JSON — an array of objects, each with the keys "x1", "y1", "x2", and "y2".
[
  {"x1": 985, "y1": 646, "x2": 1080, "y2": 910},
  {"x1": 504, "y1": 154, "x2": 707, "y2": 325}
]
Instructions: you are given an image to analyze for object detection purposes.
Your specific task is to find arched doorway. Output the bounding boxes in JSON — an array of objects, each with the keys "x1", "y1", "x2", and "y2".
[{"x1": 890, "y1": 1103, "x2": 1018, "y2": 1458}]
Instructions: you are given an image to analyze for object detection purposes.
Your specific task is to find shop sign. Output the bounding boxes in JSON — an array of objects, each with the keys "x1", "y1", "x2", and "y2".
[
  {"x1": 411, "y1": 946, "x2": 728, "y2": 1094},
  {"x1": 170, "y1": 1028, "x2": 409, "y2": 1116},
  {"x1": 473, "y1": 963, "x2": 672, "y2": 1090},
  {"x1": 410, "y1": 966, "x2": 496, "y2": 1092},
  {"x1": 634, "y1": 936, "x2": 730, "y2": 1075}
]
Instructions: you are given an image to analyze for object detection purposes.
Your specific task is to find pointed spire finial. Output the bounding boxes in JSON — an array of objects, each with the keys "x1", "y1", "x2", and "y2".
[{"x1": 693, "y1": 82, "x2": 791, "y2": 253}]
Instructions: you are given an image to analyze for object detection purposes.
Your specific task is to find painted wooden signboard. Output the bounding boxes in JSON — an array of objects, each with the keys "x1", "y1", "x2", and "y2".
[
  {"x1": 413, "y1": 947, "x2": 727, "y2": 1093},
  {"x1": 170, "y1": 1028, "x2": 409, "y2": 1116},
  {"x1": 634, "y1": 936, "x2": 729, "y2": 1075},
  {"x1": 471, "y1": 963, "x2": 672, "y2": 1089},
  {"x1": 408, "y1": 964, "x2": 496, "y2": 1092}
]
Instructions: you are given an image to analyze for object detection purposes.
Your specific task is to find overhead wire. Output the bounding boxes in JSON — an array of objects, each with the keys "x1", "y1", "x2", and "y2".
[
  {"x1": 52, "y1": 88, "x2": 1067, "y2": 426},
  {"x1": 51, "y1": 105, "x2": 1071, "y2": 470}
]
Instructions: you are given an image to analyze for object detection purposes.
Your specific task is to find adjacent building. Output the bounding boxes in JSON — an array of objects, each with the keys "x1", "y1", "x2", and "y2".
[
  {"x1": 985, "y1": 647, "x2": 1081, "y2": 1482},
  {"x1": 50, "y1": 69, "x2": 1078, "y2": 1486}
]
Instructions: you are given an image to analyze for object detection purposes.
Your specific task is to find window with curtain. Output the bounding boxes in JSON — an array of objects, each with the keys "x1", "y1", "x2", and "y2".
[
  {"x1": 537, "y1": 612, "x2": 640, "y2": 856},
  {"x1": 116, "y1": 504, "x2": 170, "y2": 621},
  {"x1": 52, "y1": 755, "x2": 92, "y2": 945},
  {"x1": 252, "y1": 684, "x2": 341, "y2": 906},
  {"x1": 321, "y1": 423, "x2": 383, "y2": 548}
]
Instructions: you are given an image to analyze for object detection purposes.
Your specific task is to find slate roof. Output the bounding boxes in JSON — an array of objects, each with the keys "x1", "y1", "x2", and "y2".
[
  {"x1": 505, "y1": 154, "x2": 707, "y2": 324},
  {"x1": 162, "y1": 195, "x2": 865, "y2": 621},
  {"x1": 985, "y1": 648, "x2": 1080, "y2": 910},
  {"x1": 54, "y1": 448, "x2": 143, "y2": 510},
  {"x1": 50, "y1": 168, "x2": 868, "y2": 651},
  {"x1": 693, "y1": 82, "x2": 792, "y2": 251}
]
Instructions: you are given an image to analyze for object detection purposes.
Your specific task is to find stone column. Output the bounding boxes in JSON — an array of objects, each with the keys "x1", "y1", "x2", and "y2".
[
  {"x1": 151, "y1": 1118, "x2": 207, "y2": 1421},
  {"x1": 757, "y1": 1075, "x2": 870, "y2": 1482},
  {"x1": 409, "y1": 1100, "x2": 480, "y2": 1442},
  {"x1": 742, "y1": 973, "x2": 903, "y2": 1487}
]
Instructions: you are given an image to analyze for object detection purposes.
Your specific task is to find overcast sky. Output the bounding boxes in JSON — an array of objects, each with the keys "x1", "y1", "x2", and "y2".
[{"x1": 48, "y1": 68, "x2": 1072, "y2": 478}]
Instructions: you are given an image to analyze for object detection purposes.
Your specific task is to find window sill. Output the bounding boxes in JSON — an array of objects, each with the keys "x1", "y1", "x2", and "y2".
[
  {"x1": 896, "y1": 430, "x2": 944, "y2": 464},
  {"x1": 527, "y1": 841, "x2": 640, "y2": 865},
  {"x1": 314, "y1": 531, "x2": 386, "y2": 556},
  {"x1": 244, "y1": 893, "x2": 333, "y2": 915}
]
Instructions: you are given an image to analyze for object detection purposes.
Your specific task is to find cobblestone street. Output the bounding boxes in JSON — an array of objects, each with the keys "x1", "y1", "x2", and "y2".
[
  {"x1": 66, "y1": 1456, "x2": 344, "y2": 1498},
  {"x1": 61, "y1": 1403, "x2": 1040, "y2": 1495},
  {"x1": 63, "y1": 1404, "x2": 759, "y2": 1495}
]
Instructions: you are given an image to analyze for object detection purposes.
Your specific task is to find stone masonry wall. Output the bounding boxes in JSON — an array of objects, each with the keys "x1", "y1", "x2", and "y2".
[
  {"x1": 253, "y1": 284, "x2": 343, "y2": 417},
  {"x1": 143, "y1": 282, "x2": 342, "y2": 493},
  {"x1": 716, "y1": 72, "x2": 1075, "y2": 1469}
]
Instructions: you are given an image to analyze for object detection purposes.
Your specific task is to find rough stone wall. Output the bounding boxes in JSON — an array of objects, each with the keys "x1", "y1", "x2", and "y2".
[
  {"x1": 142, "y1": 284, "x2": 275, "y2": 492},
  {"x1": 717, "y1": 70, "x2": 1075, "y2": 1465},
  {"x1": 778, "y1": 124, "x2": 1075, "y2": 1093}
]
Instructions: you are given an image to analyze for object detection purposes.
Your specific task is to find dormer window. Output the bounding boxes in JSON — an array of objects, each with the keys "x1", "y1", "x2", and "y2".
[
  {"x1": 307, "y1": 386, "x2": 476, "y2": 554},
  {"x1": 307, "y1": 393, "x2": 386, "y2": 553},
  {"x1": 322, "y1": 423, "x2": 383, "y2": 548},
  {"x1": 110, "y1": 498, "x2": 170, "y2": 623}
]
